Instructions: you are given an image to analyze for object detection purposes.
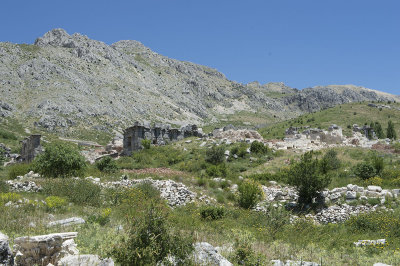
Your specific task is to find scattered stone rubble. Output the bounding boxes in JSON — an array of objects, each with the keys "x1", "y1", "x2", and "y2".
[
  {"x1": 6, "y1": 180, "x2": 42, "y2": 192},
  {"x1": 57, "y1": 254, "x2": 114, "y2": 266},
  {"x1": 15, "y1": 171, "x2": 41, "y2": 180},
  {"x1": 255, "y1": 182, "x2": 398, "y2": 224},
  {"x1": 103, "y1": 178, "x2": 196, "y2": 207},
  {"x1": 212, "y1": 128, "x2": 263, "y2": 143},
  {"x1": 193, "y1": 242, "x2": 232, "y2": 266},
  {"x1": 354, "y1": 239, "x2": 386, "y2": 247}
]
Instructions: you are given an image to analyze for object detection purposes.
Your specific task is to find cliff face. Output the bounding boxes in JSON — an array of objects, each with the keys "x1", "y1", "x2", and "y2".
[{"x1": 0, "y1": 29, "x2": 398, "y2": 132}]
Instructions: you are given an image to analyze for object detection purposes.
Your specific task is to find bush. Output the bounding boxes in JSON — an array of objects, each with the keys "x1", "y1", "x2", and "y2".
[
  {"x1": 95, "y1": 156, "x2": 118, "y2": 173},
  {"x1": 42, "y1": 178, "x2": 101, "y2": 206},
  {"x1": 250, "y1": 141, "x2": 269, "y2": 154},
  {"x1": 110, "y1": 202, "x2": 194, "y2": 265},
  {"x1": 287, "y1": 151, "x2": 331, "y2": 204},
  {"x1": 7, "y1": 163, "x2": 31, "y2": 179},
  {"x1": 141, "y1": 139, "x2": 151, "y2": 149},
  {"x1": 364, "y1": 176, "x2": 383, "y2": 187},
  {"x1": 354, "y1": 162, "x2": 376, "y2": 180},
  {"x1": 199, "y1": 205, "x2": 226, "y2": 220},
  {"x1": 45, "y1": 196, "x2": 67, "y2": 211},
  {"x1": 206, "y1": 163, "x2": 227, "y2": 177},
  {"x1": 87, "y1": 208, "x2": 112, "y2": 226},
  {"x1": 0, "y1": 192, "x2": 21, "y2": 204},
  {"x1": 0, "y1": 180, "x2": 9, "y2": 193},
  {"x1": 206, "y1": 145, "x2": 225, "y2": 164},
  {"x1": 33, "y1": 141, "x2": 86, "y2": 178},
  {"x1": 237, "y1": 180, "x2": 264, "y2": 209},
  {"x1": 319, "y1": 149, "x2": 341, "y2": 174}
]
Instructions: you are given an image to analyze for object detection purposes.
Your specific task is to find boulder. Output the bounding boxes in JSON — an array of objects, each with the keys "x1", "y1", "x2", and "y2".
[
  {"x1": 346, "y1": 191, "x2": 357, "y2": 200},
  {"x1": 13, "y1": 232, "x2": 78, "y2": 266},
  {"x1": 57, "y1": 255, "x2": 114, "y2": 266},
  {"x1": 0, "y1": 232, "x2": 13, "y2": 265},
  {"x1": 194, "y1": 242, "x2": 232, "y2": 266},
  {"x1": 368, "y1": 186, "x2": 382, "y2": 192}
]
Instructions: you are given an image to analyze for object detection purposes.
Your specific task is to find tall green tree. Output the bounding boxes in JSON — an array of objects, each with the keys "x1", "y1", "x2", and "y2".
[
  {"x1": 287, "y1": 151, "x2": 331, "y2": 204},
  {"x1": 387, "y1": 120, "x2": 397, "y2": 140},
  {"x1": 373, "y1": 122, "x2": 385, "y2": 139}
]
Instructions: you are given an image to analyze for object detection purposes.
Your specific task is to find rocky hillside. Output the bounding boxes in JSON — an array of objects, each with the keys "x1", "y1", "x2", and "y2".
[{"x1": 0, "y1": 29, "x2": 399, "y2": 133}]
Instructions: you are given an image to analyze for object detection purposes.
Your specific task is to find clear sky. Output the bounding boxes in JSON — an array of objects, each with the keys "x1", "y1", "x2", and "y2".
[{"x1": 1, "y1": 0, "x2": 399, "y2": 95}]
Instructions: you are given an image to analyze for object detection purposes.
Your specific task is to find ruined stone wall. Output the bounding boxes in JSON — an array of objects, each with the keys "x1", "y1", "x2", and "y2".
[
  {"x1": 20, "y1": 135, "x2": 42, "y2": 163},
  {"x1": 123, "y1": 122, "x2": 203, "y2": 155}
]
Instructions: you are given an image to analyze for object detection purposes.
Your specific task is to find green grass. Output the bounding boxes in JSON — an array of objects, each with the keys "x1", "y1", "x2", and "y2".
[{"x1": 259, "y1": 101, "x2": 400, "y2": 139}]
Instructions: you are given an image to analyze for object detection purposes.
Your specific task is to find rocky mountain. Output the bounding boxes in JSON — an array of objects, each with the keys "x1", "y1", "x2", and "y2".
[{"x1": 0, "y1": 29, "x2": 399, "y2": 133}]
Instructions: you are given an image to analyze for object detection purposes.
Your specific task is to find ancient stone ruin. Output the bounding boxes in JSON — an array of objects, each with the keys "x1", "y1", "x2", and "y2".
[
  {"x1": 20, "y1": 135, "x2": 42, "y2": 163},
  {"x1": 123, "y1": 122, "x2": 203, "y2": 155}
]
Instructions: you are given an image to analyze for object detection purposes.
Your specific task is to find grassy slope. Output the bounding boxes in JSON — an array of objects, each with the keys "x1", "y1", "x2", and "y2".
[{"x1": 259, "y1": 101, "x2": 400, "y2": 139}]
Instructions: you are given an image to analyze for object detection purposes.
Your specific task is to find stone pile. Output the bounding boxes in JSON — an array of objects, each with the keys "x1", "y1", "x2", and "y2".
[
  {"x1": 13, "y1": 232, "x2": 78, "y2": 266},
  {"x1": 58, "y1": 254, "x2": 114, "y2": 266},
  {"x1": 212, "y1": 129, "x2": 263, "y2": 143},
  {"x1": 310, "y1": 204, "x2": 378, "y2": 224},
  {"x1": 6, "y1": 180, "x2": 42, "y2": 192},
  {"x1": 103, "y1": 178, "x2": 196, "y2": 207},
  {"x1": 261, "y1": 184, "x2": 298, "y2": 202}
]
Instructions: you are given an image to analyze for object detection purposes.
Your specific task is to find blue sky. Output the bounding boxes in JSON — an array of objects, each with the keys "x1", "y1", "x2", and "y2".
[{"x1": 1, "y1": 0, "x2": 399, "y2": 94}]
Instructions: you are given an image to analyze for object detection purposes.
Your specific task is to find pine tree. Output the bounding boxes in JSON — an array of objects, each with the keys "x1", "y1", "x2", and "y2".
[
  {"x1": 373, "y1": 122, "x2": 385, "y2": 139},
  {"x1": 387, "y1": 120, "x2": 397, "y2": 140}
]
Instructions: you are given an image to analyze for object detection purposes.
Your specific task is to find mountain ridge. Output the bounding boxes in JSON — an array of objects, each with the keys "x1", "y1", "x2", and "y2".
[{"x1": 0, "y1": 28, "x2": 398, "y2": 133}]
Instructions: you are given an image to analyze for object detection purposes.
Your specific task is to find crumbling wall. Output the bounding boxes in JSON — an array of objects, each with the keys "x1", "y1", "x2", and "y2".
[
  {"x1": 20, "y1": 135, "x2": 42, "y2": 163},
  {"x1": 123, "y1": 122, "x2": 203, "y2": 155}
]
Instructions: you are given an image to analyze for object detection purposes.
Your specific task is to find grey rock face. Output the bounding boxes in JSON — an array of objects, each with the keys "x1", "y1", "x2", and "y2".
[
  {"x1": 0, "y1": 232, "x2": 13, "y2": 265},
  {"x1": 1, "y1": 29, "x2": 398, "y2": 132}
]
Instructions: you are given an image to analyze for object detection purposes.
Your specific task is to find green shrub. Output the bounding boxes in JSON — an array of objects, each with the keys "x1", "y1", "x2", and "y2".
[
  {"x1": 95, "y1": 156, "x2": 118, "y2": 173},
  {"x1": 237, "y1": 180, "x2": 264, "y2": 209},
  {"x1": 0, "y1": 192, "x2": 21, "y2": 204},
  {"x1": 110, "y1": 202, "x2": 194, "y2": 265},
  {"x1": 354, "y1": 162, "x2": 376, "y2": 180},
  {"x1": 33, "y1": 141, "x2": 86, "y2": 178},
  {"x1": 206, "y1": 145, "x2": 225, "y2": 164},
  {"x1": 236, "y1": 143, "x2": 248, "y2": 158},
  {"x1": 45, "y1": 196, "x2": 67, "y2": 211},
  {"x1": 371, "y1": 154, "x2": 384, "y2": 175},
  {"x1": 199, "y1": 205, "x2": 226, "y2": 220},
  {"x1": 206, "y1": 163, "x2": 227, "y2": 177},
  {"x1": 7, "y1": 163, "x2": 31, "y2": 179},
  {"x1": 87, "y1": 208, "x2": 112, "y2": 226},
  {"x1": 250, "y1": 141, "x2": 269, "y2": 154},
  {"x1": 287, "y1": 151, "x2": 331, "y2": 204},
  {"x1": 141, "y1": 139, "x2": 151, "y2": 149},
  {"x1": 367, "y1": 197, "x2": 381, "y2": 206},
  {"x1": 42, "y1": 178, "x2": 101, "y2": 206},
  {"x1": 392, "y1": 142, "x2": 400, "y2": 153}
]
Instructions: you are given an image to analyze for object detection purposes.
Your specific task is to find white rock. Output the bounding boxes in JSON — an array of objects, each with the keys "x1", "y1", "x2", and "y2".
[
  {"x1": 48, "y1": 217, "x2": 85, "y2": 227},
  {"x1": 346, "y1": 191, "x2": 357, "y2": 200},
  {"x1": 368, "y1": 186, "x2": 382, "y2": 192},
  {"x1": 194, "y1": 242, "x2": 232, "y2": 266}
]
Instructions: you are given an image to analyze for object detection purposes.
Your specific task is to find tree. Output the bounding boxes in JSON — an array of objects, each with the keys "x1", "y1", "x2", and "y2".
[
  {"x1": 373, "y1": 122, "x2": 385, "y2": 139},
  {"x1": 387, "y1": 120, "x2": 397, "y2": 140},
  {"x1": 237, "y1": 180, "x2": 264, "y2": 209},
  {"x1": 250, "y1": 141, "x2": 269, "y2": 154},
  {"x1": 33, "y1": 141, "x2": 86, "y2": 178},
  {"x1": 287, "y1": 151, "x2": 331, "y2": 204},
  {"x1": 319, "y1": 149, "x2": 341, "y2": 174}
]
